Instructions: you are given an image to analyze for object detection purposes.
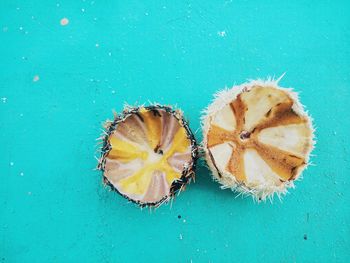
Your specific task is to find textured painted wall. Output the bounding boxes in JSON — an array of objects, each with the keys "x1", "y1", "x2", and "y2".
[{"x1": 1, "y1": 1, "x2": 349, "y2": 262}]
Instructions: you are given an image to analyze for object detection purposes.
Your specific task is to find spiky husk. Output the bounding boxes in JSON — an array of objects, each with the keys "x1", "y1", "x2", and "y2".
[{"x1": 201, "y1": 78, "x2": 315, "y2": 202}]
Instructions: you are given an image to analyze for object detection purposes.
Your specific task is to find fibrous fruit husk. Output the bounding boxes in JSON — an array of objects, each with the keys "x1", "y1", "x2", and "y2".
[
  {"x1": 202, "y1": 79, "x2": 315, "y2": 201},
  {"x1": 98, "y1": 105, "x2": 198, "y2": 208}
]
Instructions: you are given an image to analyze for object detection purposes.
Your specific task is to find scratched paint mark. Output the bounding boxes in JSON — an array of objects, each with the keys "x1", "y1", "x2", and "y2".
[{"x1": 33, "y1": 75, "x2": 40, "y2": 82}]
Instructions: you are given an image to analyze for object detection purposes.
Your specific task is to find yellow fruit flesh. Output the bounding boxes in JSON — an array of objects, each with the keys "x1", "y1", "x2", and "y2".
[{"x1": 106, "y1": 109, "x2": 191, "y2": 198}]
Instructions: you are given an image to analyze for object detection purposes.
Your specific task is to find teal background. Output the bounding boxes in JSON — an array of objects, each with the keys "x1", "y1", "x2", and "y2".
[{"x1": 1, "y1": 1, "x2": 349, "y2": 262}]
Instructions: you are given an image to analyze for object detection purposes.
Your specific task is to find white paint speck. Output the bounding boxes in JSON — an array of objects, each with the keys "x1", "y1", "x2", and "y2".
[
  {"x1": 19, "y1": 26, "x2": 23, "y2": 31},
  {"x1": 20, "y1": 172, "x2": 24, "y2": 176},
  {"x1": 1, "y1": 97, "x2": 7, "y2": 103},
  {"x1": 81, "y1": 8, "x2": 85, "y2": 12},
  {"x1": 56, "y1": 3, "x2": 60, "y2": 7},
  {"x1": 20, "y1": 113, "x2": 24, "y2": 117},
  {"x1": 218, "y1": 30, "x2": 226, "y2": 37},
  {"x1": 60, "y1": 18, "x2": 69, "y2": 26},
  {"x1": 183, "y1": 219, "x2": 186, "y2": 223},
  {"x1": 179, "y1": 234, "x2": 183, "y2": 240},
  {"x1": 33, "y1": 75, "x2": 40, "y2": 82},
  {"x1": 10, "y1": 162, "x2": 14, "y2": 166},
  {"x1": 111, "y1": 90, "x2": 116, "y2": 94},
  {"x1": 145, "y1": 12, "x2": 149, "y2": 16},
  {"x1": 95, "y1": 43, "x2": 99, "y2": 48},
  {"x1": 92, "y1": 100, "x2": 96, "y2": 104},
  {"x1": 108, "y1": 52, "x2": 112, "y2": 56}
]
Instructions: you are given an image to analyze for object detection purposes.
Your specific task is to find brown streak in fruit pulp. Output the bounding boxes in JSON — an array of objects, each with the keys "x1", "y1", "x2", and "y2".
[
  {"x1": 207, "y1": 125, "x2": 237, "y2": 148},
  {"x1": 207, "y1": 95, "x2": 248, "y2": 182},
  {"x1": 257, "y1": 110, "x2": 306, "y2": 131},
  {"x1": 227, "y1": 145, "x2": 246, "y2": 182},
  {"x1": 230, "y1": 95, "x2": 245, "y2": 131},
  {"x1": 226, "y1": 94, "x2": 248, "y2": 182},
  {"x1": 252, "y1": 140, "x2": 305, "y2": 181},
  {"x1": 255, "y1": 99, "x2": 307, "y2": 130}
]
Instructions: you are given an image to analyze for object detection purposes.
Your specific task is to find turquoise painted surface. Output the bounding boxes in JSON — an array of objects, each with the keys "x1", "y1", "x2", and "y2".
[{"x1": 1, "y1": 0, "x2": 349, "y2": 262}]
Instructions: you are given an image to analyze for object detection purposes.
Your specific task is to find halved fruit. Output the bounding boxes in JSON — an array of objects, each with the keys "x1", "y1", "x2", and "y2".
[
  {"x1": 202, "y1": 80, "x2": 315, "y2": 200},
  {"x1": 98, "y1": 105, "x2": 198, "y2": 208}
]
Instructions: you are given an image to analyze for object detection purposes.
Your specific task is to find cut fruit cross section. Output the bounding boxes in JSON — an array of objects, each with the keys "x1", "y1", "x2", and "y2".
[
  {"x1": 98, "y1": 105, "x2": 198, "y2": 208},
  {"x1": 202, "y1": 80, "x2": 314, "y2": 200}
]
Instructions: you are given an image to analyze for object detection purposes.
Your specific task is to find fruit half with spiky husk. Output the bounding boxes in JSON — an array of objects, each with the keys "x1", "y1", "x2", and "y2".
[
  {"x1": 98, "y1": 105, "x2": 198, "y2": 208},
  {"x1": 202, "y1": 79, "x2": 315, "y2": 201}
]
